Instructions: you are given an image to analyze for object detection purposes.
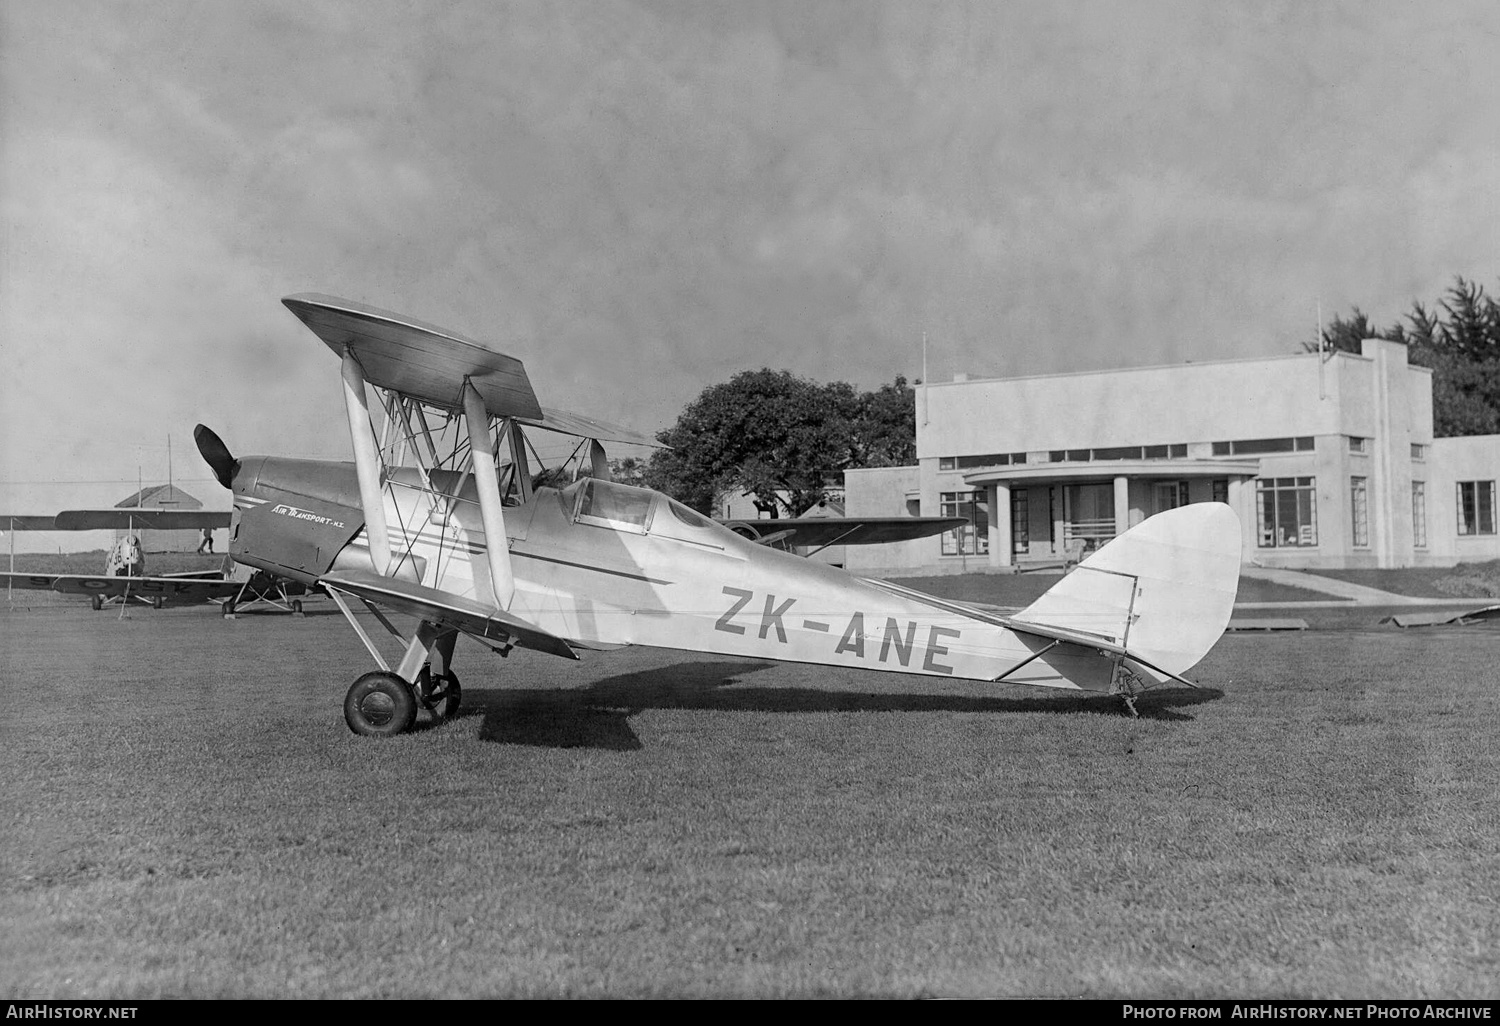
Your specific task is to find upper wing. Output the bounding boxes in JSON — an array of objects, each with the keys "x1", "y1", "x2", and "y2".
[
  {"x1": 284, "y1": 293, "x2": 663, "y2": 450},
  {"x1": 53, "y1": 510, "x2": 233, "y2": 531},
  {"x1": 1, "y1": 572, "x2": 241, "y2": 603},
  {"x1": 320, "y1": 570, "x2": 579, "y2": 660},
  {"x1": 282, "y1": 292, "x2": 544, "y2": 420},
  {"x1": 517, "y1": 407, "x2": 665, "y2": 449},
  {"x1": 719, "y1": 516, "x2": 969, "y2": 549}
]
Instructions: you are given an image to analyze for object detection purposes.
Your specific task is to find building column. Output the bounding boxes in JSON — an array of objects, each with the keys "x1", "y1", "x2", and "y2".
[
  {"x1": 988, "y1": 481, "x2": 1012, "y2": 569},
  {"x1": 1113, "y1": 475, "x2": 1130, "y2": 539}
]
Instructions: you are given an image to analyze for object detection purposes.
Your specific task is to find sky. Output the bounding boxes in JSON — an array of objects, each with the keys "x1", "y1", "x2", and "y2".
[{"x1": 3, "y1": 0, "x2": 1498, "y2": 548}]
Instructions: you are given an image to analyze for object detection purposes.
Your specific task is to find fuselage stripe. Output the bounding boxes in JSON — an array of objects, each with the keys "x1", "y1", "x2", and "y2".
[{"x1": 511, "y1": 550, "x2": 671, "y2": 585}]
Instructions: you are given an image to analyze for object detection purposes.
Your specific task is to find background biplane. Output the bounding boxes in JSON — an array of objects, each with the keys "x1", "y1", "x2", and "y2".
[
  {"x1": 196, "y1": 293, "x2": 1241, "y2": 737},
  {"x1": 1, "y1": 509, "x2": 307, "y2": 614}
]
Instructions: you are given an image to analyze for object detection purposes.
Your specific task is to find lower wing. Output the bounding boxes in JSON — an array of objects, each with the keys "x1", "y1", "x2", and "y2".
[{"x1": 2, "y1": 572, "x2": 241, "y2": 604}]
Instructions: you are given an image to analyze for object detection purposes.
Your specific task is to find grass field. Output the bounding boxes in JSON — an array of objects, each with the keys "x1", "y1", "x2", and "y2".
[{"x1": 1, "y1": 604, "x2": 1496, "y2": 998}]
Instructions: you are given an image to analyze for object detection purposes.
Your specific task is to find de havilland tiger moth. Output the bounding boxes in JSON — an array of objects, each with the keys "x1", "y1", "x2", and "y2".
[{"x1": 194, "y1": 293, "x2": 1242, "y2": 736}]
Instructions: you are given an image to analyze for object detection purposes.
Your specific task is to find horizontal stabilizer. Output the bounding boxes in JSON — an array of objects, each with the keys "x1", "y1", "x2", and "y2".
[
  {"x1": 283, "y1": 293, "x2": 544, "y2": 421},
  {"x1": 320, "y1": 570, "x2": 579, "y2": 660},
  {"x1": 863, "y1": 576, "x2": 1198, "y2": 688}
]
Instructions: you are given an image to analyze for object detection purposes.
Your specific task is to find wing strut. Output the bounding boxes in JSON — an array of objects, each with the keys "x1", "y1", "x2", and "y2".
[
  {"x1": 462, "y1": 379, "x2": 516, "y2": 610},
  {"x1": 341, "y1": 349, "x2": 393, "y2": 576}
]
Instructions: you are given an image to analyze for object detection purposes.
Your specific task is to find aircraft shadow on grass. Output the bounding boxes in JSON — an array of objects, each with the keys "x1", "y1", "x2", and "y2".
[{"x1": 444, "y1": 659, "x2": 1224, "y2": 749}]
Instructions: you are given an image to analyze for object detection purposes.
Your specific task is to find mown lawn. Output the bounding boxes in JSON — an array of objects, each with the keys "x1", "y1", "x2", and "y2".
[{"x1": 1, "y1": 607, "x2": 1495, "y2": 998}]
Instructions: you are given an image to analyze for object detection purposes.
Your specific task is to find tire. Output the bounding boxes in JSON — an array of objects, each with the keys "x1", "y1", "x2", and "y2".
[
  {"x1": 152, "y1": 597, "x2": 165, "y2": 609},
  {"x1": 221, "y1": 600, "x2": 235, "y2": 616},
  {"x1": 344, "y1": 671, "x2": 418, "y2": 737},
  {"x1": 291, "y1": 600, "x2": 303, "y2": 614},
  {"x1": 91, "y1": 595, "x2": 104, "y2": 611}
]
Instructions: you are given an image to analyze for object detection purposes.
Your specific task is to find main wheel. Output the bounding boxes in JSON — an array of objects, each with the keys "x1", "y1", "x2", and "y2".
[
  {"x1": 91, "y1": 595, "x2": 103, "y2": 611},
  {"x1": 151, "y1": 597, "x2": 165, "y2": 609},
  {"x1": 417, "y1": 669, "x2": 462, "y2": 723},
  {"x1": 344, "y1": 671, "x2": 418, "y2": 737}
]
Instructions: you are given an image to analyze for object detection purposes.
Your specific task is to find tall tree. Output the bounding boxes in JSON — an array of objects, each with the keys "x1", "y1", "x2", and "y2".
[
  {"x1": 1310, "y1": 276, "x2": 1500, "y2": 437},
  {"x1": 851, "y1": 375, "x2": 917, "y2": 467},
  {"x1": 645, "y1": 369, "x2": 916, "y2": 516}
]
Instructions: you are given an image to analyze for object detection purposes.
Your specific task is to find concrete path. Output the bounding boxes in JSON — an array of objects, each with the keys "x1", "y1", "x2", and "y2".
[{"x1": 1240, "y1": 565, "x2": 1491, "y2": 607}]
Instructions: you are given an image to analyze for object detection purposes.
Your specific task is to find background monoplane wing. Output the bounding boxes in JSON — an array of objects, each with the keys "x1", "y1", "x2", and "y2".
[
  {"x1": 52, "y1": 510, "x2": 233, "y2": 531},
  {"x1": 720, "y1": 515, "x2": 969, "y2": 548},
  {"x1": 1, "y1": 515, "x2": 59, "y2": 531},
  {"x1": 321, "y1": 570, "x2": 580, "y2": 660},
  {"x1": 282, "y1": 292, "x2": 544, "y2": 420},
  {"x1": 1, "y1": 572, "x2": 242, "y2": 604}
]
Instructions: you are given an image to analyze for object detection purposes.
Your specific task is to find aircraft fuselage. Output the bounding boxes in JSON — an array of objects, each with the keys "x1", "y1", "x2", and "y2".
[{"x1": 226, "y1": 460, "x2": 1112, "y2": 690}]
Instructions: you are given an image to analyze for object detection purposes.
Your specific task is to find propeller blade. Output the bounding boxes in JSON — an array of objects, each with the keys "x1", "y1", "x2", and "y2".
[{"x1": 194, "y1": 424, "x2": 239, "y2": 490}]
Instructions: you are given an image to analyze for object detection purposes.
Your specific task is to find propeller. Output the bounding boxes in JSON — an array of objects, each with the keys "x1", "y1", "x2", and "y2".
[{"x1": 194, "y1": 424, "x2": 239, "y2": 490}]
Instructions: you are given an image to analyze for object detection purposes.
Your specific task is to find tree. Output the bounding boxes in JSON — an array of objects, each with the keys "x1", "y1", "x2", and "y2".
[
  {"x1": 607, "y1": 456, "x2": 647, "y2": 487},
  {"x1": 851, "y1": 375, "x2": 917, "y2": 467},
  {"x1": 644, "y1": 369, "x2": 916, "y2": 516},
  {"x1": 1310, "y1": 276, "x2": 1500, "y2": 437}
]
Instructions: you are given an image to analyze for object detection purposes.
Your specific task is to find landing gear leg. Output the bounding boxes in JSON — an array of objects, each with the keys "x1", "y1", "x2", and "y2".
[
  {"x1": 1111, "y1": 658, "x2": 1143, "y2": 719},
  {"x1": 415, "y1": 628, "x2": 462, "y2": 723}
]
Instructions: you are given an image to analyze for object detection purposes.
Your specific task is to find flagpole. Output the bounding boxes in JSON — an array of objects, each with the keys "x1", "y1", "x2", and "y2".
[{"x1": 1317, "y1": 300, "x2": 1325, "y2": 401}]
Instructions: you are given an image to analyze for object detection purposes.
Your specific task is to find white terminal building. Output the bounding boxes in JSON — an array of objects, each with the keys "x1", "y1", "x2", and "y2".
[{"x1": 843, "y1": 339, "x2": 1499, "y2": 574}]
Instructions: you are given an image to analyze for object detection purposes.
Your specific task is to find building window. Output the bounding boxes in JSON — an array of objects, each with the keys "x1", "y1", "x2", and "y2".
[
  {"x1": 1457, "y1": 481, "x2": 1496, "y2": 536},
  {"x1": 1040, "y1": 445, "x2": 1187, "y2": 463},
  {"x1": 939, "y1": 453, "x2": 1027, "y2": 471},
  {"x1": 1348, "y1": 436, "x2": 1369, "y2": 454},
  {"x1": 1153, "y1": 480, "x2": 1191, "y2": 513},
  {"x1": 1062, "y1": 483, "x2": 1117, "y2": 549},
  {"x1": 1256, "y1": 477, "x2": 1318, "y2": 548},
  {"x1": 940, "y1": 491, "x2": 989, "y2": 556},
  {"x1": 1011, "y1": 489, "x2": 1029, "y2": 556},
  {"x1": 1411, "y1": 443, "x2": 1427, "y2": 460},
  {"x1": 1350, "y1": 477, "x2": 1369, "y2": 547},
  {"x1": 1213, "y1": 437, "x2": 1315, "y2": 456},
  {"x1": 1412, "y1": 481, "x2": 1427, "y2": 549},
  {"x1": 1212, "y1": 479, "x2": 1229, "y2": 504}
]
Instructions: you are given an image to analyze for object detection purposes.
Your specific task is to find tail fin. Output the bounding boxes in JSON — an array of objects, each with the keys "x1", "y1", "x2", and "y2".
[{"x1": 1011, "y1": 503, "x2": 1242, "y2": 684}]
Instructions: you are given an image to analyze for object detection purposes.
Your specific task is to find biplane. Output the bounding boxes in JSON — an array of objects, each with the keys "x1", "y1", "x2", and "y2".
[
  {"x1": 1, "y1": 510, "x2": 306, "y2": 614},
  {"x1": 3, "y1": 509, "x2": 241, "y2": 610},
  {"x1": 195, "y1": 293, "x2": 1241, "y2": 737}
]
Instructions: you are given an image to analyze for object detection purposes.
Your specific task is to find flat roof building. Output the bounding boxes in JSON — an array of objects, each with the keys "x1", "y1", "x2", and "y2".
[{"x1": 844, "y1": 339, "x2": 1499, "y2": 573}]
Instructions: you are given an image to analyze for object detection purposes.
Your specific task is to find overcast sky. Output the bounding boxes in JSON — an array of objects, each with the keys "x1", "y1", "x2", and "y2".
[{"x1": 3, "y1": 0, "x2": 1498, "y2": 535}]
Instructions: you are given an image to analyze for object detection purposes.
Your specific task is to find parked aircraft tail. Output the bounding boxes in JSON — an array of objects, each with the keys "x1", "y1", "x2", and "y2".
[{"x1": 1009, "y1": 503, "x2": 1242, "y2": 685}]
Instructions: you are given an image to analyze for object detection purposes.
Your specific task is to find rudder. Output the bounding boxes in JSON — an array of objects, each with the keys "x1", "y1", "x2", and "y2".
[{"x1": 1010, "y1": 503, "x2": 1242, "y2": 684}]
